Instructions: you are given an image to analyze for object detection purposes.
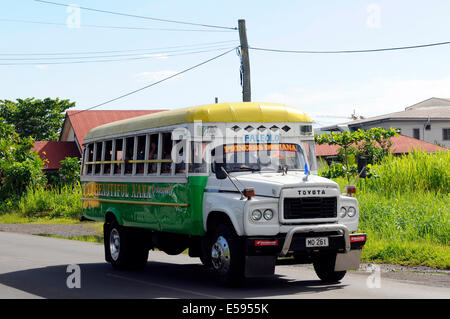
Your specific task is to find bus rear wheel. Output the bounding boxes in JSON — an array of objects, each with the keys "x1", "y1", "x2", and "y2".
[
  {"x1": 104, "y1": 220, "x2": 149, "y2": 270},
  {"x1": 209, "y1": 224, "x2": 245, "y2": 285}
]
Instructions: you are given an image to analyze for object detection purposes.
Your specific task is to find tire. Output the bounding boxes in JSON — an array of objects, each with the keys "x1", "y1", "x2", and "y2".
[
  {"x1": 199, "y1": 237, "x2": 212, "y2": 268},
  {"x1": 104, "y1": 220, "x2": 149, "y2": 270},
  {"x1": 313, "y1": 253, "x2": 346, "y2": 283},
  {"x1": 209, "y1": 223, "x2": 245, "y2": 285}
]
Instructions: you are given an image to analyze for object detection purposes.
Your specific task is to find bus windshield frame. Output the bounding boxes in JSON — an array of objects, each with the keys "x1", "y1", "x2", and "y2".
[{"x1": 214, "y1": 143, "x2": 307, "y2": 173}]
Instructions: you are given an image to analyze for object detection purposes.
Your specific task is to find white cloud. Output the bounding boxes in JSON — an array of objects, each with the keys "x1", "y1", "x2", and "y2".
[
  {"x1": 135, "y1": 70, "x2": 180, "y2": 83},
  {"x1": 264, "y1": 76, "x2": 450, "y2": 126}
]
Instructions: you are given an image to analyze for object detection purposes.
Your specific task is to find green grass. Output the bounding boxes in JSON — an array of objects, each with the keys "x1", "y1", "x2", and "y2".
[
  {"x1": 0, "y1": 185, "x2": 82, "y2": 220},
  {"x1": 36, "y1": 233, "x2": 103, "y2": 244},
  {"x1": 330, "y1": 151, "x2": 450, "y2": 269},
  {"x1": 0, "y1": 212, "x2": 83, "y2": 224}
]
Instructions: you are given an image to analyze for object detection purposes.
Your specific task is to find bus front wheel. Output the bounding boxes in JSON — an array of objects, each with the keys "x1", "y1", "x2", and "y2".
[
  {"x1": 209, "y1": 224, "x2": 245, "y2": 285},
  {"x1": 104, "y1": 220, "x2": 148, "y2": 270},
  {"x1": 313, "y1": 253, "x2": 346, "y2": 283}
]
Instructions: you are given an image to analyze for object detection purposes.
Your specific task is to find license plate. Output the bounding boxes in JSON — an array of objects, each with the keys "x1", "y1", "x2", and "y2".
[{"x1": 306, "y1": 237, "x2": 329, "y2": 247}]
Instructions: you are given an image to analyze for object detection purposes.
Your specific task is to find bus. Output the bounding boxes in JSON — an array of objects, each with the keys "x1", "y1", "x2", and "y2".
[{"x1": 81, "y1": 102, "x2": 366, "y2": 284}]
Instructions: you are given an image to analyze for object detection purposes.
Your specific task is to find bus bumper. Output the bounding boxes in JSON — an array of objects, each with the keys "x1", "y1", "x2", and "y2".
[{"x1": 245, "y1": 225, "x2": 366, "y2": 271}]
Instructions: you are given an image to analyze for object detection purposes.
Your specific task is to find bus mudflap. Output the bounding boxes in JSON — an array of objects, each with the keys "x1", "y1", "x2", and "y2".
[{"x1": 334, "y1": 233, "x2": 366, "y2": 271}]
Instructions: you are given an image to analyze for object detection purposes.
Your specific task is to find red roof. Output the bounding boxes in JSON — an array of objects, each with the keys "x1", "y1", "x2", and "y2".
[
  {"x1": 65, "y1": 110, "x2": 164, "y2": 148},
  {"x1": 316, "y1": 134, "x2": 448, "y2": 157},
  {"x1": 32, "y1": 141, "x2": 81, "y2": 170}
]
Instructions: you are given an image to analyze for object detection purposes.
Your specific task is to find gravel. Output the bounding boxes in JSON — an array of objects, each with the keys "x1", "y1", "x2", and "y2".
[{"x1": 0, "y1": 223, "x2": 101, "y2": 238}]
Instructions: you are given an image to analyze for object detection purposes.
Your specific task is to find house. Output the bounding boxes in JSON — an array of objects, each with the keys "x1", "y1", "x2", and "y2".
[
  {"x1": 316, "y1": 134, "x2": 448, "y2": 166},
  {"x1": 319, "y1": 97, "x2": 450, "y2": 148},
  {"x1": 33, "y1": 109, "x2": 164, "y2": 171},
  {"x1": 60, "y1": 110, "x2": 164, "y2": 153},
  {"x1": 32, "y1": 141, "x2": 81, "y2": 173}
]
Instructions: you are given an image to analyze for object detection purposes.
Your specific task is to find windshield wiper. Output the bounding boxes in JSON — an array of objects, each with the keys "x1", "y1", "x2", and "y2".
[{"x1": 235, "y1": 165, "x2": 260, "y2": 172}]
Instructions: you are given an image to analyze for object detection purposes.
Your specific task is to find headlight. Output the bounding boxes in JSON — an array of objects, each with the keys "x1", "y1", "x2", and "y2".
[
  {"x1": 339, "y1": 207, "x2": 347, "y2": 218},
  {"x1": 263, "y1": 209, "x2": 273, "y2": 220},
  {"x1": 347, "y1": 207, "x2": 356, "y2": 217},
  {"x1": 251, "y1": 209, "x2": 262, "y2": 221}
]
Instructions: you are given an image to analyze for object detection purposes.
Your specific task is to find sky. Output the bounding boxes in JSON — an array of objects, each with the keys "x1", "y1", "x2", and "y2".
[{"x1": 1, "y1": 0, "x2": 450, "y2": 128}]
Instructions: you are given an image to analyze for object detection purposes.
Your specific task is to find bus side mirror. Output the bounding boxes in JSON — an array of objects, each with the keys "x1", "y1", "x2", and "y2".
[
  {"x1": 214, "y1": 162, "x2": 227, "y2": 180},
  {"x1": 357, "y1": 156, "x2": 367, "y2": 178}
]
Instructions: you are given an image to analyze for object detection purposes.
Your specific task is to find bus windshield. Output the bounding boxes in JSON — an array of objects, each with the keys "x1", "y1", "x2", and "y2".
[{"x1": 216, "y1": 143, "x2": 307, "y2": 173}]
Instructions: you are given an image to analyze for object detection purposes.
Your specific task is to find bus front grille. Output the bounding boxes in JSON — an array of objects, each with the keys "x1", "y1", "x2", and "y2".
[{"x1": 283, "y1": 197, "x2": 337, "y2": 219}]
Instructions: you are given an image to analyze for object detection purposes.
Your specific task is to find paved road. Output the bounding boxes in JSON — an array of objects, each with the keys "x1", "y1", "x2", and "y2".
[{"x1": 0, "y1": 231, "x2": 448, "y2": 299}]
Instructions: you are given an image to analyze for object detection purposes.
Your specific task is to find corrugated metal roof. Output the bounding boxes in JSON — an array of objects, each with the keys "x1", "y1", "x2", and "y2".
[
  {"x1": 66, "y1": 110, "x2": 164, "y2": 148},
  {"x1": 32, "y1": 141, "x2": 81, "y2": 170},
  {"x1": 315, "y1": 134, "x2": 448, "y2": 157},
  {"x1": 320, "y1": 98, "x2": 450, "y2": 131}
]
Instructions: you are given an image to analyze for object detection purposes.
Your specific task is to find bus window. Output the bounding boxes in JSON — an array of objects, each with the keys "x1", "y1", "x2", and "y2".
[
  {"x1": 147, "y1": 134, "x2": 158, "y2": 174},
  {"x1": 175, "y1": 140, "x2": 185, "y2": 174},
  {"x1": 114, "y1": 139, "x2": 123, "y2": 175},
  {"x1": 189, "y1": 141, "x2": 207, "y2": 173},
  {"x1": 86, "y1": 144, "x2": 94, "y2": 174},
  {"x1": 94, "y1": 142, "x2": 103, "y2": 174},
  {"x1": 161, "y1": 132, "x2": 172, "y2": 174},
  {"x1": 124, "y1": 137, "x2": 134, "y2": 175},
  {"x1": 104, "y1": 140, "x2": 112, "y2": 175},
  {"x1": 136, "y1": 135, "x2": 146, "y2": 174}
]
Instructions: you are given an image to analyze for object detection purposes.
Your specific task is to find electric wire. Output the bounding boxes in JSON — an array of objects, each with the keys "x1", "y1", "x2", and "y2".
[
  {"x1": 0, "y1": 40, "x2": 238, "y2": 56},
  {"x1": 0, "y1": 46, "x2": 237, "y2": 65},
  {"x1": 34, "y1": 0, "x2": 237, "y2": 30},
  {"x1": 0, "y1": 43, "x2": 239, "y2": 60},
  {"x1": 249, "y1": 40, "x2": 450, "y2": 54},
  {"x1": 68, "y1": 47, "x2": 237, "y2": 116},
  {"x1": 0, "y1": 18, "x2": 236, "y2": 33}
]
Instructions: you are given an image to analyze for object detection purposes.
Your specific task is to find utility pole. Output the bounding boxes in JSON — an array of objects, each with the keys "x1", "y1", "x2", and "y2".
[{"x1": 238, "y1": 19, "x2": 251, "y2": 102}]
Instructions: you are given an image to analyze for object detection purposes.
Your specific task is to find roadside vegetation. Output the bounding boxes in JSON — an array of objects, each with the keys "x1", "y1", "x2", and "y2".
[{"x1": 331, "y1": 151, "x2": 449, "y2": 269}]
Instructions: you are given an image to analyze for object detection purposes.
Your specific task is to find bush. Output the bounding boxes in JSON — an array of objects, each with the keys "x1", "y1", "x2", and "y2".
[
  {"x1": 15, "y1": 184, "x2": 82, "y2": 219},
  {"x1": 328, "y1": 150, "x2": 450, "y2": 269},
  {"x1": 0, "y1": 118, "x2": 45, "y2": 200},
  {"x1": 50, "y1": 157, "x2": 81, "y2": 188}
]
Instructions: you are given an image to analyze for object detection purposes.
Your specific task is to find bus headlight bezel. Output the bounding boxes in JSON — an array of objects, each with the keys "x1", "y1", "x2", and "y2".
[
  {"x1": 339, "y1": 207, "x2": 347, "y2": 218},
  {"x1": 263, "y1": 209, "x2": 274, "y2": 220},
  {"x1": 251, "y1": 209, "x2": 262, "y2": 221},
  {"x1": 347, "y1": 206, "x2": 357, "y2": 217}
]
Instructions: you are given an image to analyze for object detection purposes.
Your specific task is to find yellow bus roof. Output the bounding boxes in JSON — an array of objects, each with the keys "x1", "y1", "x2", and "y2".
[{"x1": 84, "y1": 102, "x2": 312, "y2": 142}]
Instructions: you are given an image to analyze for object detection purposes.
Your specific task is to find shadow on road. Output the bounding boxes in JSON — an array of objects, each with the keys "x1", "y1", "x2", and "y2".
[{"x1": 0, "y1": 260, "x2": 346, "y2": 299}]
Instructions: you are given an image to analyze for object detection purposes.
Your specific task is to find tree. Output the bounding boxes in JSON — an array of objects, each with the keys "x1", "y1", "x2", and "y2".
[
  {"x1": 55, "y1": 157, "x2": 81, "y2": 188},
  {"x1": 315, "y1": 127, "x2": 398, "y2": 181},
  {"x1": 0, "y1": 98, "x2": 75, "y2": 141},
  {"x1": 0, "y1": 118, "x2": 45, "y2": 200}
]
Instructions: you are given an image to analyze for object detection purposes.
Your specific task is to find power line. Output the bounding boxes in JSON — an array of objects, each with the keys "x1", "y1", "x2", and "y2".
[
  {"x1": 34, "y1": 0, "x2": 237, "y2": 31},
  {"x1": 0, "y1": 43, "x2": 239, "y2": 60},
  {"x1": 249, "y1": 40, "x2": 450, "y2": 54},
  {"x1": 0, "y1": 18, "x2": 236, "y2": 33},
  {"x1": 69, "y1": 47, "x2": 237, "y2": 116},
  {"x1": 0, "y1": 40, "x2": 238, "y2": 56},
  {"x1": 0, "y1": 46, "x2": 237, "y2": 65}
]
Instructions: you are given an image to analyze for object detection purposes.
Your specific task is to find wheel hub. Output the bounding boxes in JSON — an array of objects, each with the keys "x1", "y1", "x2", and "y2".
[
  {"x1": 109, "y1": 228, "x2": 120, "y2": 261},
  {"x1": 211, "y1": 236, "x2": 230, "y2": 273}
]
